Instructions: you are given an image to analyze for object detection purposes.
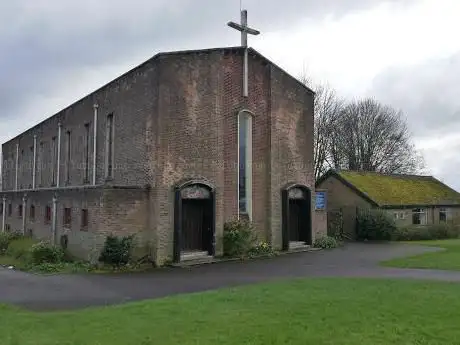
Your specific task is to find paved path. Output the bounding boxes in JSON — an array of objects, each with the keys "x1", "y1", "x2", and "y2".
[{"x1": 1, "y1": 242, "x2": 460, "y2": 311}]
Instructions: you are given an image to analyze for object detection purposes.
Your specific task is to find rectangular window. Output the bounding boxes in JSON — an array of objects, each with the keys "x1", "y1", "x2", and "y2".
[
  {"x1": 18, "y1": 204, "x2": 23, "y2": 218},
  {"x1": 66, "y1": 130, "x2": 71, "y2": 184},
  {"x1": 63, "y1": 207, "x2": 71, "y2": 227},
  {"x1": 45, "y1": 206, "x2": 52, "y2": 224},
  {"x1": 106, "y1": 113, "x2": 114, "y2": 178},
  {"x1": 238, "y1": 111, "x2": 253, "y2": 220},
  {"x1": 8, "y1": 204, "x2": 12, "y2": 216},
  {"x1": 39, "y1": 142, "x2": 44, "y2": 187},
  {"x1": 19, "y1": 149, "x2": 24, "y2": 189},
  {"x1": 30, "y1": 205, "x2": 35, "y2": 220},
  {"x1": 84, "y1": 123, "x2": 90, "y2": 183},
  {"x1": 81, "y1": 209, "x2": 89, "y2": 230},
  {"x1": 0, "y1": 203, "x2": 3, "y2": 215},
  {"x1": 439, "y1": 208, "x2": 448, "y2": 223},
  {"x1": 51, "y1": 136, "x2": 57, "y2": 186},
  {"x1": 412, "y1": 208, "x2": 427, "y2": 225},
  {"x1": 394, "y1": 212, "x2": 405, "y2": 220}
]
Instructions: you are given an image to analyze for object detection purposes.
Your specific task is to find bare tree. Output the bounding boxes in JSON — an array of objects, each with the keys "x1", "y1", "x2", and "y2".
[
  {"x1": 301, "y1": 75, "x2": 344, "y2": 179},
  {"x1": 332, "y1": 98, "x2": 425, "y2": 174}
]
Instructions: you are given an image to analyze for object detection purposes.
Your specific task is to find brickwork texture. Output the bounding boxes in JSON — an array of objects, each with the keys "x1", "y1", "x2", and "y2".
[{"x1": 0, "y1": 47, "x2": 322, "y2": 264}]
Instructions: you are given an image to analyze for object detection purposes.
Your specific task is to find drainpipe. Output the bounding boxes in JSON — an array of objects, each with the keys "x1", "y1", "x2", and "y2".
[
  {"x1": 51, "y1": 194, "x2": 57, "y2": 246},
  {"x1": 92, "y1": 104, "x2": 98, "y2": 185},
  {"x1": 15, "y1": 143, "x2": 19, "y2": 191},
  {"x1": 22, "y1": 194, "x2": 27, "y2": 236},
  {"x1": 1, "y1": 197, "x2": 6, "y2": 233},
  {"x1": 56, "y1": 123, "x2": 62, "y2": 187},
  {"x1": 32, "y1": 134, "x2": 37, "y2": 189}
]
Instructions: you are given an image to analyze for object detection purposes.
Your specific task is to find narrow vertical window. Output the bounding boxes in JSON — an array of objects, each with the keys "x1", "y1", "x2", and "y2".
[
  {"x1": 45, "y1": 205, "x2": 51, "y2": 224},
  {"x1": 38, "y1": 142, "x2": 43, "y2": 187},
  {"x1": 81, "y1": 209, "x2": 89, "y2": 231},
  {"x1": 30, "y1": 205, "x2": 35, "y2": 221},
  {"x1": 238, "y1": 111, "x2": 253, "y2": 220},
  {"x1": 51, "y1": 136, "x2": 57, "y2": 186},
  {"x1": 8, "y1": 204, "x2": 12, "y2": 216},
  {"x1": 106, "y1": 113, "x2": 114, "y2": 178},
  {"x1": 84, "y1": 123, "x2": 90, "y2": 183},
  {"x1": 63, "y1": 207, "x2": 72, "y2": 227},
  {"x1": 29, "y1": 146, "x2": 34, "y2": 189},
  {"x1": 20, "y1": 149, "x2": 24, "y2": 189},
  {"x1": 66, "y1": 130, "x2": 71, "y2": 184}
]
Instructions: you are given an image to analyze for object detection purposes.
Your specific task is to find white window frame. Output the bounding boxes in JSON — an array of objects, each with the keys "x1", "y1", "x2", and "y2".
[
  {"x1": 393, "y1": 211, "x2": 405, "y2": 220},
  {"x1": 237, "y1": 110, "x2": 254, "y2": 221},
  {"x1": 412, "y1": 208, "x2": 427, "y2": 225},
  {"x1": 439, "y1": 207, "x2": 450, "y2": 223}
]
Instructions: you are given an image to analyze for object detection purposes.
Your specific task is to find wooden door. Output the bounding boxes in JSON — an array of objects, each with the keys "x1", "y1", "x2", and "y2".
[
  {"x1": 181, "y1": 199, "x2": 205, "y2": 251},
  {"x1": 289, "y1": 199, "x2": 301, "y2": 241}
]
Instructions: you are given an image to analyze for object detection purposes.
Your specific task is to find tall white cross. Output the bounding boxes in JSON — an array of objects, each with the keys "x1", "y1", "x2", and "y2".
[{"x1": 227, "y1": 10, "x2": 260, "y2": 97}]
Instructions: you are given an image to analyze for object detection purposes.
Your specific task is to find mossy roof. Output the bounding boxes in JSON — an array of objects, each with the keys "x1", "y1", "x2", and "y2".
[{"x1": 335, "y1": 170, "x2": 460, "y2": 207}]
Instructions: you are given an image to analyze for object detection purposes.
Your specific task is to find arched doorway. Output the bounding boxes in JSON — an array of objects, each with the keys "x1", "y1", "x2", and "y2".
[
  {"x1": 173, "y1": 180, "x2": 215, "y2": 263},
  {"x1": 281, "y1": 183, "x2": 312, "y2": 251}
]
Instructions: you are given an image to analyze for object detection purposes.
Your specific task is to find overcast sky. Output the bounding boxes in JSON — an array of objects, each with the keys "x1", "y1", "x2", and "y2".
[{"x1": 1, "y1": 0, "x2": 459, "y2": 189}]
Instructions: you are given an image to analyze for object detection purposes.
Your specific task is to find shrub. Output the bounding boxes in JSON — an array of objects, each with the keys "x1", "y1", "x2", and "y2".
[
  {"x1": 392, "y1": 223, "x2": 460, "y2": 241},
  {"x1": 313, "y1": 236, "x2": 338, "y2": 249},
  {"x1": 99, "y1": 234, "x2": 135, "y2": 267},
  {"x1": 0, "y1": 234, "x2": 10, "y2": 254},
  {"x1": 30, "y1": 241, "x2": 65, "y2": 265},
  {"x1": 5, "y1": 237, "x2": 36, "y2": 260},
  {"x1": 223, "y1": 219, "x2": 257, "y2": 257},
  {"x1": 0, "y1": 232, "x2": 24, "y2": 255},
  {"x1": 248, "y1": 241, "x2": 275, "y2": 257},
  {"x1": 356, "y1": 209, "x2": 396, "y2": 241}
]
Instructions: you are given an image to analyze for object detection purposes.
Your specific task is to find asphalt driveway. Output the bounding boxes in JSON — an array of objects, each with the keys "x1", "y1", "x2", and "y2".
[{"x1": 1, "y1": 242, "x2": 460, "y2": 311}]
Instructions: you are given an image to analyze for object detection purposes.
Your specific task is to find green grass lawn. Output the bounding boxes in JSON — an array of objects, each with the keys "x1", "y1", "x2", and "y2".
[
  {"x1": 382, "y1": 239, "x2": 460, "y2": 271},
  {"x1": 1, "y1": 278, "x2": 460, "y2": 345}
]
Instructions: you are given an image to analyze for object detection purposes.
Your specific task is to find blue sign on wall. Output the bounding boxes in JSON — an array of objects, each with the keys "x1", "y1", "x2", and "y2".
[{"x1": 315, "y1": 191, "x2": 327, "y2": 210}]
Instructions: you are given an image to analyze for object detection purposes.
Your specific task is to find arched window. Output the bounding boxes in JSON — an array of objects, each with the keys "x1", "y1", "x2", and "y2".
[{"x1": 238, "y1": 110, "x2": 253, "y2": 220}]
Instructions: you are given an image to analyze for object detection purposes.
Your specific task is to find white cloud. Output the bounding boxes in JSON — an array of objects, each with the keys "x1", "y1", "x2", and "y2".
[
  {"x1": 2, "y1": 0, "x2": 460, "y2": 190},
  {"x1": 256, "y1": 0, "x2": 460, "y2": 97}
]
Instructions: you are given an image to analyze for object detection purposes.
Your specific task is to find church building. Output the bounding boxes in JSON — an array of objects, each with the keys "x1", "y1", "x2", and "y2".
[{"x1": 0, "y1": 13, "x2": 327, "y2": 264}]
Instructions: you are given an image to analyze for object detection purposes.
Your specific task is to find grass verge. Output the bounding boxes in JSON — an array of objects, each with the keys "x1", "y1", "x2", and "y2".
[
  {"x1": 381, "y1": 239, "x2": 460, "y2": 271},
  {"x1": 1, "y1": 278, "x2": 460, "y2": 344}
]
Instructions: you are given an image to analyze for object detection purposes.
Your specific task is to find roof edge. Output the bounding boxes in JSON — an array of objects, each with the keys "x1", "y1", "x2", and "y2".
[
  {"x1": 247, "y1": 47, "x2": 315, "y2": 96},
  {"x1": 315, "y1": 169, "x2": 380, "y2": 207},
  {"x1": 2, "y1": 46, "x2": 245, "y2": 146}
]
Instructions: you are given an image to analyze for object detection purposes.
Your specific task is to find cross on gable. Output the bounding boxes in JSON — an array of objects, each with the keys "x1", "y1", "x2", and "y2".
[
  {"x1": 227, "y1": 10, "x2": 260, "y2": 47},
  {"x1": 227, "y1": 9, "x2": 261, "y2": 98}
]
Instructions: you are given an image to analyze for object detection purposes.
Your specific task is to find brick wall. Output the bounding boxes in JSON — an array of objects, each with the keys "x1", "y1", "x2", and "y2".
[
  {"x1": 151, "y1": 48, "x2": 315, "y2": 263},
  {"x1": 268, "y1": 63, "x2": 315, "y2": 248},
  {"x1": 1, "y1": 47, "x2": 316, "y2": 264},
  {"x1": 1, "y1": 60, "x2": 158, "y2": 192}
]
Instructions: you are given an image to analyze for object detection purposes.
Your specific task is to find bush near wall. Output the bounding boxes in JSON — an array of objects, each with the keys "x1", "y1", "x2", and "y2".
[
  {"x1": 392, "y1": 223, "x2": 460, "y2": 241},
  {"x1": 223, "y1": 219, "x2": 257, "y2": 257},
  {"x1": 356, "y1": 209, "x2": 397, "y2": 241},
  {"x1": 354, "y1": 207, "x2": 460, "y2": 242}
]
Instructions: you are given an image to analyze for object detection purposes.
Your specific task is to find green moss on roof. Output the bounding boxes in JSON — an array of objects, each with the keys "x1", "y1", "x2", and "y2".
[{"x1": 338, "y1": 171, "x2": 460, "y2": 207}]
